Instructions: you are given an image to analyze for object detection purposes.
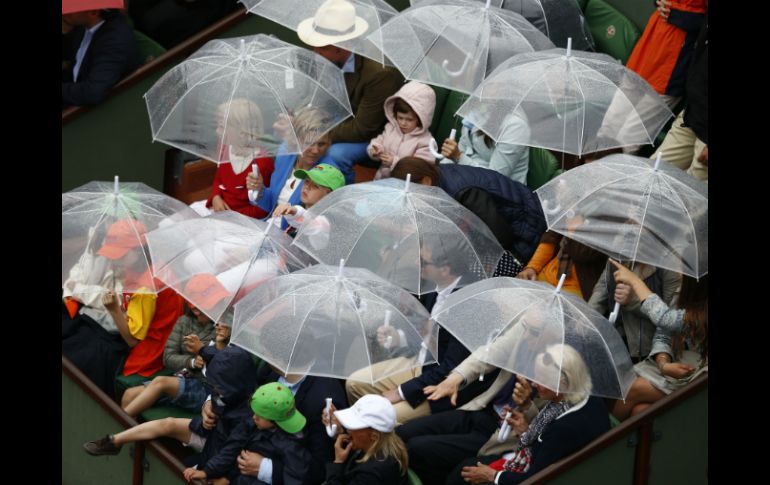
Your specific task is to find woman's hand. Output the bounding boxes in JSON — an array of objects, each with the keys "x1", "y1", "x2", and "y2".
[
  {"x1": 512, "y1": 376, "x2": 533, "y2": 410},
  {"x1": 441, "y1": 138, "x2": 461, "y2": 161},
  {"x1": 517, "y1": 267, "x2": 537, "y2": 280},
  {"x1": 609, "y1": 259, "x2": 652, "y2": 301},
  {"x1": 322, "y1": 402, "x2": 342, "y2": 435},
  {"x1": 509, "y1": 409, "x2": 529, "y2": 435},
  {"x1": 182, "y1": 467, "x2": 206, "y2": 482},
  {"x1": 656, "y1": 0, "x2": 671, "y2": 19},
  {"x1": 614, "y1": 282, "x2": 633, "y2": 305},
  {"x1": 662, "y1": 362, "x2": 695, "y2": 379},
  {"x1": 102, "y1": 290, "x2": 121, "y2": 313},
  {"x1": 424, "y1": 372, "x2": 463, "y2": 406},
  {"x1": 211, "y1": 195, "x2": 230, "y2": 212},
  {"x1": 183, "y1": 334, "x2": 204, "y2": 354},
  {"x1": 460, "y1": 463, "x2": 497, "y2": 484},
  {"x1": 334, "y1": 433, "x2": 353, "y2": 463}
]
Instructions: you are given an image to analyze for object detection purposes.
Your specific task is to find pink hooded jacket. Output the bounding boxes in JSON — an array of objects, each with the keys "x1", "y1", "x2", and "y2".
[{"x1": 367, "y1": 81, "x2": 436, "y2": 179}]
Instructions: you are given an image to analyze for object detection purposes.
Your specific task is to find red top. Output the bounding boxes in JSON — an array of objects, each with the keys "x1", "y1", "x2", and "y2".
[{"x1": 206, "y1": 148, "x2": 275, "y2": 219}]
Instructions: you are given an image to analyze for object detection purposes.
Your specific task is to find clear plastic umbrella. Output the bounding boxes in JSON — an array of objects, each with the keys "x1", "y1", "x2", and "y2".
[
  {"x1": 368, "y1": 0, "x2": 554, "y2": 94},
  {"x1": 240, "y1": 0, "x2": 398, "y2": 65},
  {"x1": 536, "y1": 152, "x2": 708, "y2": 279},
  {"x1": 433, "y1": 276, "x2": 636, "y2": 399},
  {"x1": 231, "y1": 260, "x2": 438, "y2": 383},
  {"x1": 456, "y1": 42, "x2": 674, "y2": 156},
  {"x1": 409, "y1": 0, "x2": 594, "y2": 51},
  {"x1": 62, "y1": 176, "x2": 199, "y2": 296},
  {"x1": 144, "y1": 34, "x2": 352, "y2": 162},
  {"x1": 291, "y1": 177, "x2": 504, "y2": 295},
  {"x1": 144, "y1": 211, "x2": 314, "y2": 323}
]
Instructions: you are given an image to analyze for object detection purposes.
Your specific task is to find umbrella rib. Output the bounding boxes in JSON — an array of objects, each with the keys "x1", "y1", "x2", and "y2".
[
  {"x1": 339, "y1": 278, "x2": 376, "y2": 383},
  {"x1": 657, "y1": 174, "x2": 701, "y2": 276},
  {"x1": 626, "y1": 174, "x2": 657, "y2": 266},
  {"x1": 116, "y1": 196, "x2": 157, "y2": 293},
  {"x1": 571, "y1": 63, "x2": 588, "y2": 156},
  {"x1": 560, "y1": 295, "x2": 628, "y2": 398},
  {"x1": 151, "y1": 57, "x2": 243, "y2": 140},
  {"x1": 400, "y1": 10, "x2": 455, "y2": 81},
  {"x1": 284, "y1": 281, "x2": 334, "y2": 374},
  {"x1": 570, "y1": 58, "x2": 658, "y2": 144}
]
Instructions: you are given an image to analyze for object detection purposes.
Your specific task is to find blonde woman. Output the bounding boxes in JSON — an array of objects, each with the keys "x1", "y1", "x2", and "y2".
[
  {"x1": 246, "y1": 106, "x2": 343, "y2": 230},
  {"x1": 323, "y1": 394, "x2": 409, "y2": 485}
]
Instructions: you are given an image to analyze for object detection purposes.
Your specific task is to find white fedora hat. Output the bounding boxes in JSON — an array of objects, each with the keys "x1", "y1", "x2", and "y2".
[{"x1": 297, "y1": 0, "x2": 369, "y2": 47}]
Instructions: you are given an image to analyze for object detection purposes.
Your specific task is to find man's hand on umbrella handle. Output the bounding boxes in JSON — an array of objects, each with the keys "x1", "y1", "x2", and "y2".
[
  {"x1": 613, "y1": 282, "x2": 633, "y2": 305},
  {"x1": 246, "y1": 171, "x2": 264, "y2": 192},
  {"x1": 698, "y1": 145, "x2": 708, "y2": 166},
  {"x1": 509, "y1": 409, "x2": 529, "y2": 434},
  {"x1": 517, "y1": 267, "x2": 538, "y2": 280},
  {"x1": 656, "y1": 0, "x2": 671, "y2": 19},
  {"x1": 273, "y1": 113, "x2": 294, "y2": 141},
  {"x1": 609, "y1": 259, "x2": 652, "y2": 301},
  {"x1": 377, "y1": 325, "x2": 400, "y2": 348},
  {"x1": 211, "y1": 195, "x2": 230, "y2": 212},
  {"x1": 424, "y1": 372, "x2": 463, "y2": 406},
  {"x1": 441, "y1": 138, "x2": 460, "y2": 161}
]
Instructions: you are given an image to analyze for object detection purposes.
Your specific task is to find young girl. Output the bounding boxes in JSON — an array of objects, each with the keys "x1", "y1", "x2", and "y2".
[
  {"x1": 367, "y1": 81, "x2": 436, "y2": 180},
  {"x1": 195, "y1": 98, "x2": 275, "y2": 218}
]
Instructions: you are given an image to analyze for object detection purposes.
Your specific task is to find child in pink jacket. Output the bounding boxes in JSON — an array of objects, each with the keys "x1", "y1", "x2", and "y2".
[{"x1": 367, "y1": 81, "x2": 436, "y2": 179}]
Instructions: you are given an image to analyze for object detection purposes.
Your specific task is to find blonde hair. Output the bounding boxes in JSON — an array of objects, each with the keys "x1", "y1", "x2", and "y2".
[
  {"x1": 537, "y1": 343, "x2": 593, "y2": 405},
  {"x1": 357, "y1": 429, "x2": 409, "y2": 476},
  {"x1": 218, "y1": 98, "x2": 264, "y2": 143},
  {"x1": 292, "y1": 106, "x2": 332, "y2": 146}
]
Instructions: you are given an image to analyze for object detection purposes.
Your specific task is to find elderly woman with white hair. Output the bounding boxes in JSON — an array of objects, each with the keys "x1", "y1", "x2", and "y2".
[{"x1": 450, "y1": 344, "x2": 609, "y2": 485}]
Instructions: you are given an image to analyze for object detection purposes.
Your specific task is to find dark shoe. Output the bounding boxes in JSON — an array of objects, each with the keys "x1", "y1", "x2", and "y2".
[{"x1": 83, "y1": 435, "x2": 121, "y2": 456}]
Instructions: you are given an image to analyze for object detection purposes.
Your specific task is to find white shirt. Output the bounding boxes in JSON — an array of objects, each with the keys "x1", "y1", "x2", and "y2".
[
  {"x1": 73, "y1": 20, "x2": 105, "y2": 82},
  {"x1": 275, "y1": 174, "x2": 299, "y2": 216},
  {"x1": 341, "y1": 53, "x2": 356, "y2": 73}
]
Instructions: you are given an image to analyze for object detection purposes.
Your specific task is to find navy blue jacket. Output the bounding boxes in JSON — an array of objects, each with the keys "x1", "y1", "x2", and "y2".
[
  {"x1": 438, "y1": 164, "x2": 546, "y2": 263},
  {"x1": 498, "y1": 397, "x2": 610, "y2": 485},
  {"x1": 257, "y1": 367, "x2": 349, "y2": 485},
  {"x1": 206, "y1": 419, "x2": 311, "y2": 485},
  {"x1": 189, "y1": 347, "x2": 259, "y2": 471},
  {"x1": 399, "y1": 292, "x2": 499, "y2": 414},
  {"x1": 62, "y1": 11, "x2": 140, "y2": 106}
]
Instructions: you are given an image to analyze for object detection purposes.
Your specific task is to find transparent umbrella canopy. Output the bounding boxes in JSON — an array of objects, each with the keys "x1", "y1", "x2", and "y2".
[
  {"x1": 410, "y1": 0, "x2": 594, "y2": 51},
  {"x1": 62, "y1": 177, "x2": 199, "y2": 296},
  {"x1": 231, "y1": 261, "x2": 437, "y2": 383},
  {"x1": 433, "y1": 276, "x2": 636, "y2": 399},
  {"x1": 144, "y1": 34, "x2": 352, "y2": 162},
  {"x1": 292, "y1": 177, "x2": 504, "y2": 295},
  {"x1": 368, "y1": 0, "x2": 554, "y2": 94},
  {"x1": 240, "y1": 0, "x2": 398, "y2": 65},
  {"x1": 457, "y1": 44, "x2": 674, "y2": 156},
  {"x1": 145, "y1": 211, "x2": 314, "y2": 324},
  {"x1": 536, "y1": 153, "x2": 708, "y2": 278}
]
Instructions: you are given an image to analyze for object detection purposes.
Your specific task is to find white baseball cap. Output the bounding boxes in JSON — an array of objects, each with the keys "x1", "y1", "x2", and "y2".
[{"x1": 334, "y1": 394, "x2": 396, "y2": 433}]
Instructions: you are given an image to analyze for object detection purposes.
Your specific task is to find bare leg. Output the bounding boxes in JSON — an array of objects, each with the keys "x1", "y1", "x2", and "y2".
[
  {"x1": 121, "y1": 386, "x2": 144, "y2": 408},
  {"x1": 631, "y1": 403, "x2": 653, "y2": 416},
  {"x1": 123, "y1": 376, "x2": 181, "y2": 418},
  {"x1": 113, "y1": 417, "x2": 192, "y2": 447},
  {"x1": 612, "y1": 377, "x2": 666, "y2": 421}
]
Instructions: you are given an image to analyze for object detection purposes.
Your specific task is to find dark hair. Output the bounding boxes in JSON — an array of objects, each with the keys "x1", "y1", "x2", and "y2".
[
  {"x1": 393, "y1": 98, "x2": 421, "y2": 127},
  {"x1": 482, "y1": 132, "x2": 495, "y2": 149},
  {"x1": 674, "y1": 274, "x2": 708, "y2": 363},
  {"x1": 390, "y1": 157, "x2": 440, "y2": 186}
]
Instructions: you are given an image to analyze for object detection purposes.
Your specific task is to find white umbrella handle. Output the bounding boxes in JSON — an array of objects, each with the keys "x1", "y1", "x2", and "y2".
[
  {"x1": 383, "y1": 309, "x2": 393, "y2": 349},
  {"x1": 442, "y1": 55, "x2": 471, "y2": 77},
  {"x1": 608, "y1": 301, "x2": 620, "y2": 324},
  {"x1": 325, "y1": 398, "x2": 337, "y2": 437},
  {"x1": 248, "y1": 163, "x2": 260, "y2": 202},
  {"x1": 429, "y1": 128, "x2": 457, "y2": 161},
  {"x1": 497, "y1": 411, "x2": 512, "y2": 442}
]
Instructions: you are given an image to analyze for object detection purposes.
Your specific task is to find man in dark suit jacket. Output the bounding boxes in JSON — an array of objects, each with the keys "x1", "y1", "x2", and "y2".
[
  {"x1": 62, "y1": 9, "x2": 140, "y2": 107},
  {"x1": 346, "y1": 241, "x2": 499, "y2": 424}
]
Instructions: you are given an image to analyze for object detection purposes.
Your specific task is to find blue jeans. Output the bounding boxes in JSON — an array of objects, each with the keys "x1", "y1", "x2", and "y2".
[
  {"x1": 326, "y1": 142, "x2": 372, "y2": 185},
  {"x1": 147, "y1": 377, "x2": 210, "y2": 412}
]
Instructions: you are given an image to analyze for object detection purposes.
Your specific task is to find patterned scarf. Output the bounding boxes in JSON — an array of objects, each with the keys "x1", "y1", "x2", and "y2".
[{"x1": 503, "y1": 400, "x2": 572, "y2": 473}]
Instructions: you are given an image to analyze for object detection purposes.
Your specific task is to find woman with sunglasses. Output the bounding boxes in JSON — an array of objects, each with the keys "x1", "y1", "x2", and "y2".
[{"x1": 451, "y1": 344, "x2": 609, "y2": 485}]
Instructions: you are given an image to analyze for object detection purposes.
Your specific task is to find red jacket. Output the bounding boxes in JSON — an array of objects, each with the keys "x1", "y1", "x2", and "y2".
[{"x1": 206, "y1": 149, "x2": 275, "y2": 219}]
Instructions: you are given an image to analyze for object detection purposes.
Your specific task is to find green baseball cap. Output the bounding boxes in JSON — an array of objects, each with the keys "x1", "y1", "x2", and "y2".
[
  {"x1": 250, "y1": 382, "x2": 307, "y2": 434},
  {"x1": 294, "y1": 163, "x2": 345, "y2": 191}
]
